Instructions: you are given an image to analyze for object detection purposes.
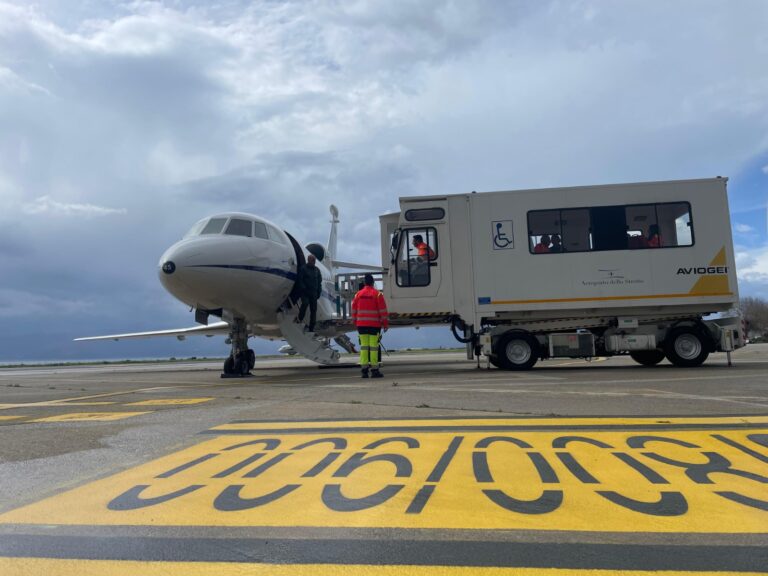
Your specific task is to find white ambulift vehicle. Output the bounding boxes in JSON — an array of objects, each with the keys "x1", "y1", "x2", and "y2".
[{"x1": 379, "y1": 177, "x2": 746, "y2": 370}]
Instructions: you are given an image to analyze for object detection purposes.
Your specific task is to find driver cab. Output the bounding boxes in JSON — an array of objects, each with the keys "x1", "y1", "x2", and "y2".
[{"x1": 384, "y1": 202, "x2": 450, "y2": 307}]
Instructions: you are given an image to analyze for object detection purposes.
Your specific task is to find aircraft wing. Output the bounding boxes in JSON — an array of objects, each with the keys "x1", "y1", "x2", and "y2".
[
  {"x1": 333, "y1": 260, "x2": 383, "y2": 272},
  {"x1": 74, "y1": 321, "x2": 230, "y2": 342}
]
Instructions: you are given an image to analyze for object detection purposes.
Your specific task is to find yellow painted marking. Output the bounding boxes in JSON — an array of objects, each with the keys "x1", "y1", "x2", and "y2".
[
  {"x1": 689, "y1": 246, "x2": 730, "y2": 295},
  {"x1": 212, "y1": 415, "x2": 768, "y2": 432},
  {"x1": 1, "y1": 417, "x2": 766, "y2": 533},
  {"x1": 0, "y1": 415, "x2": 22, "y2": 421},
  {"x1": 491, "y1": 292, "x2": 732, "y2": 305},
  {"x1": 550, "y1": 357, "x2": 608, "y2": 367},
  {"x1": 126, "y1": 398, "x2": 213, "y2": 406},
  {"x1": 0, "y1": 559, "x2": 762, "y2": 576},
  {"x1": 31, "y1": 412, "x2": 150, "y2": 423},
  {"x1": 0, "y1": 401, "x2": 118, "y2": 408}
]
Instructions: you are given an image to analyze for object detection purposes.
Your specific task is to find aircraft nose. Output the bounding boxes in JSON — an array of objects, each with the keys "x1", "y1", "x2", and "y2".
[{"x1": 157, "y1": 241, "x2": 200, "y2": 298}]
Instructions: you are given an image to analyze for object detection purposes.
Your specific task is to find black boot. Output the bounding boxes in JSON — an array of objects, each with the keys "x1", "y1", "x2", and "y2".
[
  {"x1": 371, "y1": 368, "x2": 383, "y2": 378},
  {"x1": 361, "y1": 368, "x2": 369, "y2": 379}
]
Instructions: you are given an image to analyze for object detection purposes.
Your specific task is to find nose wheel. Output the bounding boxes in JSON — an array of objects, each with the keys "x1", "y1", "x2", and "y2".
[{"x1": 221, "y1": 318, "x2": 254, "y2": 378}]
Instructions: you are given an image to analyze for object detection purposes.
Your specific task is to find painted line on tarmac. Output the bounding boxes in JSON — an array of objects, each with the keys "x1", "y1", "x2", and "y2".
[
  {"x1": 0, "y1": 536, "x2": 766, "y2": 573},
  {"x1": 549, "y1": 357, "x2": 609, "y2": 367},
  {"x1": 30, "y1": 412, "x2": 151, "y2": 423},
  {"x1": 0, "y1": 385, "x2": 219, "y2": 411},
  {"x1": 1, "y1": 416, "x2": 766, "y2": 535},
  {"x1": 366, "y1": 385, "x2": 768, "y2": 408},
  {"x1": 0, "y1": 401, "x2": 118, "y2": 409},
  {"x1": 125, "y1": 398, "x2": 213, "y2": 406}
]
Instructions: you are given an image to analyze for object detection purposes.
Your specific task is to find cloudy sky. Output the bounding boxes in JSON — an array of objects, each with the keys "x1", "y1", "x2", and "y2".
[{"x1": 1, "y1": 0, "x2": 767, "y2": 362}]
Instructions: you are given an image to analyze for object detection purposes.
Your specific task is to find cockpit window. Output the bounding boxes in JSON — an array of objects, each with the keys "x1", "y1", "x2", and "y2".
[
  {"x1": 225, "y1": 218, "x2": 253, "y2": 237},
  {"x1": 200, "y1": 217, "x2": 227, "y2": 235},
  {"x1": 253, "y1": 221, "x2": 269, "y2": 239},
  {"x1": 184, "y1": 218, "x2": 208, "y2": 238},
  {"x1": 267, "y1": 225, "x2": 287, "y2": 245}
]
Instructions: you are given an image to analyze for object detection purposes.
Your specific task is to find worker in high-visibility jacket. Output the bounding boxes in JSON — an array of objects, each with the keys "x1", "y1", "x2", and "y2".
[
  {"x1": 412, "y1": 234, "x2": 436, "y2": 260},
  {"x1": 351, "y1": 273, "x2": 389, "y2": 378}
]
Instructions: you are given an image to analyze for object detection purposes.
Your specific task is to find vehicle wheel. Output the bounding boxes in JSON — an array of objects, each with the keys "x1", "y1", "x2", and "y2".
[
  {"x1": 496, "y1": 332, "x2": 539, "y2": 371},
  {"x1": 629, "y1": 350, "x2": 665, "y2": 366},
  {"x1": 223, "y1": 355, "x2": 235, "y2": 374},
  {"x1": 488, "y1": 355, "x2": 502, "y2": 368},
  {"x1": 246, "y1": 349, "x2": 256, "y2": 370},
  {"x1": 664, "y1": 328, "x2": 710, "y2": 367}
]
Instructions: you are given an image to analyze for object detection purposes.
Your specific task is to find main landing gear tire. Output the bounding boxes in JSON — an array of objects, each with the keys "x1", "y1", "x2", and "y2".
[
  {"x1": 223, "y1": 355, "x2": 235, "y2": 375},
  {"x1": 223, "y1": 350, "x2": 253, "y2": 376},
  {"x1": 495, "y1": 332, "x2": 539, "y2": 371},
  {"x1": 664, "y1": 327, "x2": 710, "y2": 368},
  {"x1": 629, "y1": 350, "x2": 665, "y2": 366}
]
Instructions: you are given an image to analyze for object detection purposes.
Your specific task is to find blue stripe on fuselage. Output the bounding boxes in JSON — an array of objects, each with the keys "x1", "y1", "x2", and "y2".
[
  {"x1": 188, "y1": 264, "x2": 297, "y2": 281},
  {"x1": 186, "y1": 264, "x2": 336, "y2": 302}
]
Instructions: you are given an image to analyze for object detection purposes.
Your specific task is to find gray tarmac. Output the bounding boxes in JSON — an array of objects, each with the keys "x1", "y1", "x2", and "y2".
[{"x1": 0, "y1": 345, "x2": 767, "y2": 573}]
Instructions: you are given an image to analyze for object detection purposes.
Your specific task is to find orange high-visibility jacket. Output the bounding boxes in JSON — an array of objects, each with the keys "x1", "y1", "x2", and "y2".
[
  {"x1": 352, "y1": 285, "x2": 389, "y2": 329},
  {"x1": 416, "y1": 241, "x2": 436, "y2": 260}
]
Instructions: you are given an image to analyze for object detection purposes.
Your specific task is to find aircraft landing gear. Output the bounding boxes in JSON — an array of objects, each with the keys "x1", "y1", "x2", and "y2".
[{"x1": 222, "y1": 318, "x2": 253, "y2": 378}]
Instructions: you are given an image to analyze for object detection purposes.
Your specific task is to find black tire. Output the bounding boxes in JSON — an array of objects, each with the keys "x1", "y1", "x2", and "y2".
[
  {"x1": 488, "y1": 355, "x2": 502, "y2": 368},
  {"x1": 495, "y1": 332, "x2": 539, "y2": 371},
  {"x1": 246, "y1": 349, "x2": 256, "y2": 370},
  {"x1": 235, "y1": 353, "x2": 250, "y2": 375},
  {"x1": 223, "y1": 355, "x2": 235, "y2": 374},
  {"x1": 630, "y1": 350, "x2": 665, "y2": 366},
  {"x1": 664, "y1": 328, "x2": 710, "y2": 367}
]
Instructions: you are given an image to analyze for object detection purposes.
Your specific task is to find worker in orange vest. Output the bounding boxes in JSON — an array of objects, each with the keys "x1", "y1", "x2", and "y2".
[
  {"x1": 351, "y1": 273, "x2": 389, "y2": 378},
  {"x1": 412, "y1": 234, "x2": 436, "y2": 261}
]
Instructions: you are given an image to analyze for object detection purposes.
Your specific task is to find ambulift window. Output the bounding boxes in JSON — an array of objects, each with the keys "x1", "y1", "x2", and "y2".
[
  {"x1": 396, "y1": 227, "x2": 438, "y2": 287},
  {"x1": 527, "y1": 201, "x2": 693, "y2": 253}
]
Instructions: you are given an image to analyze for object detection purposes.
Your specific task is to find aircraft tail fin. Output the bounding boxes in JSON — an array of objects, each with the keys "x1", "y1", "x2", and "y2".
[{"x1": 327, "y1": 204, "x2": 339, "y2": 268}]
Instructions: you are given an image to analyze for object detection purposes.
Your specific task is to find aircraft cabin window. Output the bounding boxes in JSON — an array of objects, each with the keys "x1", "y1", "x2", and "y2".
[
  {"x1": 200, "y1": 217, "x2": 227, "y2": 235},
  {"x1": 225, "y1": 218, "x2": 253, "y2": 237},
  {"x1": 253, "y1": 221, "x2": 269, "y2": 239}
]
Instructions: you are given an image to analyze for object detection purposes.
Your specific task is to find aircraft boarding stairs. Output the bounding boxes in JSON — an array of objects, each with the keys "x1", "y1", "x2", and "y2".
[{"x1": 276, "y1": 306, "x2": 342, "y2": 365}]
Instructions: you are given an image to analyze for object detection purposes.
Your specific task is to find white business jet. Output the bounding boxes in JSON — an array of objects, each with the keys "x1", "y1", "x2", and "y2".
[{"x1": 76, "y1": 206, "x2": 382, "y2": 376}]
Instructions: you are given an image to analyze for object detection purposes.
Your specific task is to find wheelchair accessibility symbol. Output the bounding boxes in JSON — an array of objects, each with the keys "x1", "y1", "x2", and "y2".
[{"x1": 492, "y1": 220, "x2": 514, "y2": 250}]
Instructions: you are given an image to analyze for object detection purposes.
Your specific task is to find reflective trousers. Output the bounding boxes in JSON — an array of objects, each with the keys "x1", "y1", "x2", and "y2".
[{"x1": 358, "y1": 329, "x2": 381, "y2": 368}]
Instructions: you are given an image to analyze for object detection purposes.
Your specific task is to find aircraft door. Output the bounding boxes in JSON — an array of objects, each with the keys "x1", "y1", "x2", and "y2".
[{"x1": 392, "y1": 227, "x2": 441, "y2": 298}]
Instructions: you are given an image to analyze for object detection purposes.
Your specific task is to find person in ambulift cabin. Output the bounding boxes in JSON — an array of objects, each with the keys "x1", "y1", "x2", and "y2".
[
  {"x1": 412, "y1": 234, "x2": 436, "y2": 261},
  {"x1": 647, "y1": 224, "x2": 662, "y2": 248},
  {"x1": 549, "y1": 233, "x2": 563, "y2": 252},
  {"x1": 352, "y1": 274, "x2": 389, "y2": 379},
  {"x1": 533, "y1": 234, "x2": 551, "y2": 253},
  {"x1": 296, "y1": 254, "x2": 322, "y2": 332}
]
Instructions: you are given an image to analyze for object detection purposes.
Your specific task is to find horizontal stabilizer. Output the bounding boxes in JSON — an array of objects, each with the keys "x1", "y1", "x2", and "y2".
[
  {"x1": 333, "y1": 260, "x2": 383, "y2": 272},
  {"x1": 75, "y1": 321, "x2": 230, "y2": 342}
]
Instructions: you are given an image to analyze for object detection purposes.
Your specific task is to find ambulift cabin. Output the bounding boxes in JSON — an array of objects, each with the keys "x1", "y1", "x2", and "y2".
[{"x1": 379, "y1": 177, "x2": 745, "y2": 370}]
